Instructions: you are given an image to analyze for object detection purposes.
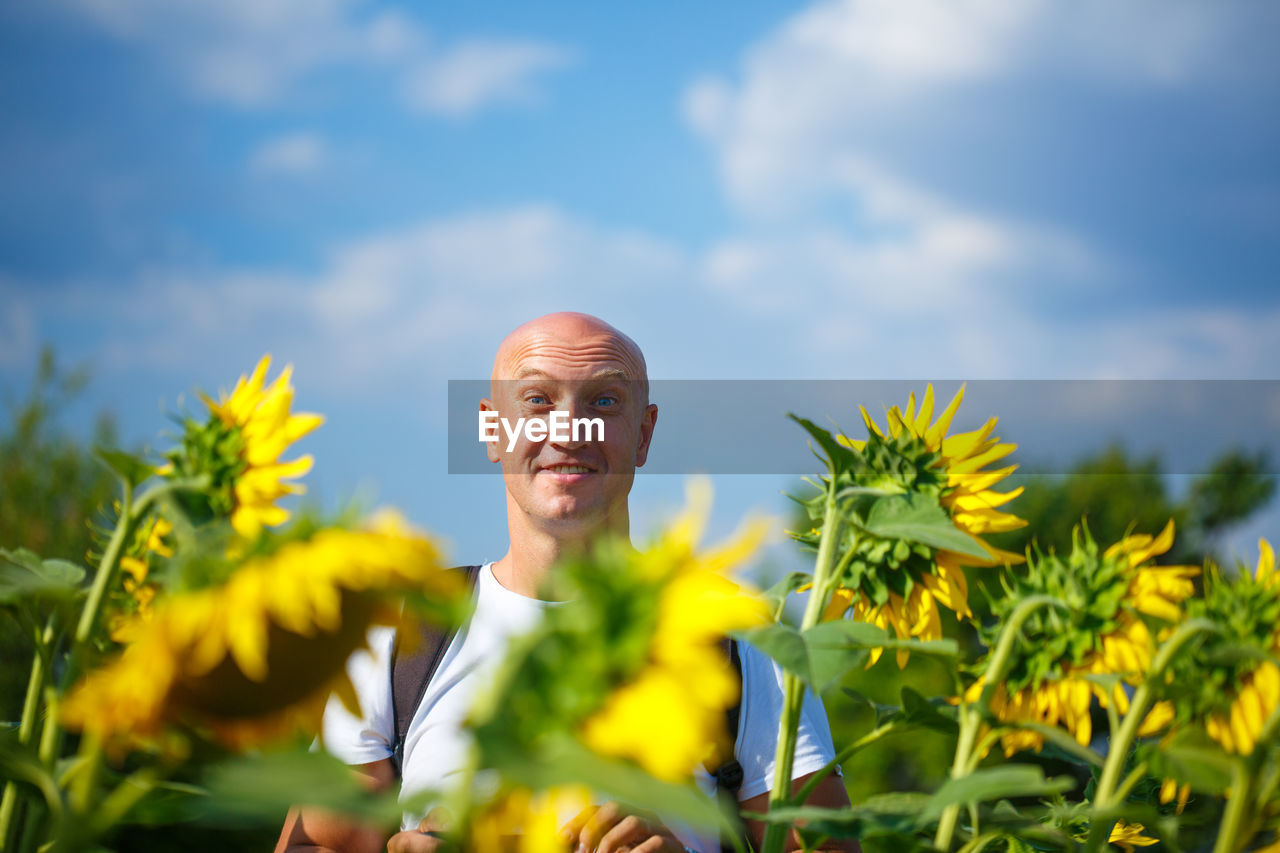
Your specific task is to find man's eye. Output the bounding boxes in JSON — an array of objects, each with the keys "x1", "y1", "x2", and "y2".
[
  {"x1": 593, "y1": 395, "x2": 619, "y2": 408},
  {"x1": 526, "y1": 394, "x2": 550, "y2": 406}
]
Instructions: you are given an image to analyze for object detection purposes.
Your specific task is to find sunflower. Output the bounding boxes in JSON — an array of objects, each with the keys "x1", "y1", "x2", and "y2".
[
  {"x1": 106, "y1": 507, "x2": 175, "y2": 640},
  {"x1": 1204, "y1": 540, "x2": 1279, "y2": 755},
  {"x1": 470, "y1": 786, "x2": 591, "y2": 853},
  {"x1": 164, "y1": 355, "x2": 322, "y2": 540},
  {"x1": 1144, "y1": 539, "x2": 1279, "y2": 758},
  {"x1": 579, "y1": 481, "x2": 771, "y2": 781},
  {"x1": 1108, "y1": 820, "x2": 1159, "y2": 851},
  {"x1": 108, "y1": 515, "x2": 173, "y2": 643},
  {"x1": 967, "y1": 522, "x2": 1197, "y2": 756},
  {"x1": 469, "y1": 481, "x2": 768, "y2": 791},
  {"x1": 63, "y1": 513, "x2": 457, "y2": 749},
  {"x1": 812, "y1": 385, "x2": 1025, "y2": 667}
]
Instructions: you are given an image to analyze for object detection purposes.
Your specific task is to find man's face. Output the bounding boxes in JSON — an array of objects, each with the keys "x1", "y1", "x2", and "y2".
[{"x1": 482, "y1": 328, "x2": 657, "y2": 537}]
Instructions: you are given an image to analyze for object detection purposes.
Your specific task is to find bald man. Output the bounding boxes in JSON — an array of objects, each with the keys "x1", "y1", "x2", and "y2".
[{"x1": 278, "y1": 314, "x2": 854, "y2": 853}]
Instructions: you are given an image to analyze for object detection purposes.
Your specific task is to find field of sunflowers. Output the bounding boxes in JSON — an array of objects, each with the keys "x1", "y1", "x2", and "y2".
[{"x1": 2, "y1": 358, "x2": 1278, "y2": 852}]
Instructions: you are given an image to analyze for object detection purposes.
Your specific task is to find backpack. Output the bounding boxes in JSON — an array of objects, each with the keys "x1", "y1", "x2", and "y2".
[{"x1": 389, "y1": 565, "x2": 747, "y2": 844}]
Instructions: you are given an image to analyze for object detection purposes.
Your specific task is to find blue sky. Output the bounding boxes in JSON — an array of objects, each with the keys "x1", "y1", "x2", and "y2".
[{"x1": 2, "y1": 0, "x2": 1279, "y2": 569}]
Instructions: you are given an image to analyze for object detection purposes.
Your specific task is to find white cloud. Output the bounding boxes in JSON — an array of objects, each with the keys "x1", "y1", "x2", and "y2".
[
  {"x1": 13, "y1": 201, "x2": 1278, "y2": 390},
  {"x1": 673, "y1": 0, "x2": 1280, "y2": 381},
  {"x1": 26, "y1": 207, "x2": 689, "y2": 389},
  {"x1": 63, "y1": 0, "x2": 570, "y2": 115},
  {"x1": 249, "y1": 132, "x2": 327, "y2": 175},
  {"x1": 403, "y1": 40, "x2": 573, "y2": 117},
  {"x1": 70, "y1": 0, "x2": 397, "y2": 105},
  {"x1": 683, "y1": 0, "x2": 1257, "y2": 218}
]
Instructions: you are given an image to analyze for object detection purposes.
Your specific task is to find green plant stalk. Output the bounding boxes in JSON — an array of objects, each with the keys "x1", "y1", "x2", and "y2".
[
  {"x1": 1112, "y1": 761, "x2": 1149, "y2": 805},
  {"x1": 934, "y1": 594, "x2": 1066, "y2": 851},
  {"x1": 956, "y1": 830, "x2": 1002, "y2": 853},
  {"x1": 791, "y1": 719, "x2": 903, "y2": 806},
  {"x1": 1086, "y1": 617, "x2": 1219, "y2": 852},
  {"x1": 0, "y1": 617, "x2": 57, "y2": 849},
  {"x1": 70, "y1": 474, "x2": 207, "y2": 657},
  {"x1": 85, "y1": 766, "x2": 160, "y2": 840},
  {"x1": 68, "y1": 733, "x2": 102, "y2": 816},
  {"x1": 1212, "y1": 759, "x2": 1252, "y2": 853},
  {"x1": 762, "y1": 486, "x2": 842, "y2": 853},
  {"x1": 965, "y1": 729, "x2": 1006, "y2": 774},
  {"x1": 73, "y1": 481, "x2": 134, "y2": 647}
]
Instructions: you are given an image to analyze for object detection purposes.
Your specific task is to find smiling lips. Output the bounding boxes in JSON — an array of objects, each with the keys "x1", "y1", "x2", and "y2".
[{"x1": 543, "y1": 464, "x2": 594, "y2": 475}]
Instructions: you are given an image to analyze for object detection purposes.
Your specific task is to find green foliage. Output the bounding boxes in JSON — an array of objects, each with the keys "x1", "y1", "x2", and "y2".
[
  {"x1": 742, "y1": 621, "x2": 957, "y2": 695},
  {"x1": 0, "y1": 348, "x2": 118, "y2": 722},
  {"x1": 1154, "y1": 556, "x2": 1280, "y2": 726},
  {"x1": 980, "y1": 526, "x2": 1133, "y2": 691},
  {"x1": 163, "y1": 411, "x2": 247, "y2": 525}
]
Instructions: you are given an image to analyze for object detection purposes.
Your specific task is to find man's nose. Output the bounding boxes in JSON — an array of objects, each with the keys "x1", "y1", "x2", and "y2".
[{"x1": 548, "y1": 398, "x2": 591, "y2": 450}]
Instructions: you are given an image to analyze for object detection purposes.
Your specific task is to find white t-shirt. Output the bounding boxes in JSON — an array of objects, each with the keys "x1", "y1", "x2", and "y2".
[{"x1": 321, "y1": 563, "x2": 838, "y2": 851}]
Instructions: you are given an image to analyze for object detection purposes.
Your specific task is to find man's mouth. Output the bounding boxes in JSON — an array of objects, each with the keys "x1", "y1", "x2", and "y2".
[{"x1": 543, "y1": 464, "x2": 594, "y2": 474}]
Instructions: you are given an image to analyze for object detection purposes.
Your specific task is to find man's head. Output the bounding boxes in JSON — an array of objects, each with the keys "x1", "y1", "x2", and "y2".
[{"x1": 481, "y1": 312, "x2": 658, "y2": 541}]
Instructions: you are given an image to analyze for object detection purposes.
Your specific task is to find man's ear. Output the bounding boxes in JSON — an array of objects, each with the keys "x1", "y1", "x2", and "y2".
[
  {"x1": 480, "y1": 399, "x2": 501, "y2": 465},
  {"x1": 634, "y1": 403, "x2": 658, "y2": 468}
]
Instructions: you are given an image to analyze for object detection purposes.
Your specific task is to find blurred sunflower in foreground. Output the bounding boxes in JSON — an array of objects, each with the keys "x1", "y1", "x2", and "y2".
[
  {"x1": 965, "y1": 521, "x2": 1197, "y2": 756},
  {"x1": 1143, "y1": 539, "x2": 1279, "y2": 757},
  {"x1": 579, "y1": 481, "x2": 771, "y2": 780},
  {"x1": 163, "y1": 355, "x2": 322, "y2": 540},
  {"x1": 469, "y1": 786, "x2": 592, "y2": 853},
  {"x1": 469, "y1": 479, "x2": 769, "y2": 811},
  {"x1": 64, "y1": 514, "x2": 458, "y2": 750},
  {"x1": 799, "y1": 385, "x2": 1025, "y2": 667}
]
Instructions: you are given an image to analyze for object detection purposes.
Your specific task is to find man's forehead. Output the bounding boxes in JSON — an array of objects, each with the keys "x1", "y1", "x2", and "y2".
[
  {"x1": 493, "y1": 320, "x2": 647, "y2": 382},
  {"x1": 511, "y1": 365, "x2": 632, "y2": 382}
]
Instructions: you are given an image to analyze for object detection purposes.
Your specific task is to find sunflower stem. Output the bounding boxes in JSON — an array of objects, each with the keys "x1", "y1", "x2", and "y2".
[
  {"x1": 762, "y1": 485, "x2": 843, "y2": 853},
  {"x1": 73, "y1": 480, "x2": 134, "y2": 648},
  {"x1": 1112, "y1": 761, "x2": 1148, "y2": 805},
  {"x1": 85, "y1": 765, "x2": 160, "y2": 840},
  {"x1": 1213, "y1": 759, "x2": 1252, "y2": 853},
  {"x1": 791, "y1": 719, "x2": 902, "y2": 806},
  {"x1": 965, "y1": 729, "x2": 1006, "y2": 774},
  {"x1": 1087, "y1": 617, "x2": 1219, "y2": 852},
  {"x1": 935, "y1": 594, "x2": 1066, "y2": 852},
  {"x1": 1211, "y1": 688, "x2": 1280, "y2": 853},
  {"x1": 71, "y1": 475, "x2": 205, "y2": 655},
  {"x1": 0, "y1": 615, "x2": 58, "y2": 850},
  {"x1": 68, "y1": 732, "x2": 103, "y2": 817}
]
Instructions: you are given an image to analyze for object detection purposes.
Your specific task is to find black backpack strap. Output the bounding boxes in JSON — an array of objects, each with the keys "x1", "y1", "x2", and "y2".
[
  {"x1": 707, "y1": 637, "x2": 746, "y2": 852},
  {"x1": 390, "y1": 564, "x2": 481, "y2": 776}
]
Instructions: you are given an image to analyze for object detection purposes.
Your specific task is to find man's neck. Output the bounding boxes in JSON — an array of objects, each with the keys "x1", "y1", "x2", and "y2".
[{"x1": 491, "y1": 504, "x2": 630, "y2": 599}]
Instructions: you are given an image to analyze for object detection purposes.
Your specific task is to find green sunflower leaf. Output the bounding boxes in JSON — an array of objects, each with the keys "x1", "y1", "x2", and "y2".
[
  {"x1": 840, "y1": 688, "x2": 904, "y2": 727},
  {"x1": 1140, "y1": 729, "x2": 1233, "y2": 795},
  {"x1": 197, "y1": 750, "x2": 405, "y2": 826},
  {"x1": 95, "y1": 447, "x2": 158, "y2": 487},
  {"x1": 919, "y1": 766, "x2": 1074, "y2": 823},
  {"x1": 788, "y1": 414, "x2": 853, "y2": 476},
  {"x1": 493, "y1": 736, "x2": 723, "y2": 832},
  {"x1": 1009, "y1": 722, "x2": 1105, "y2": 768},
  {"x1": 860, "y1": 494, "x2": 991, "y2": 559},
  {"x1": 740, "y1": 623, "x2": 816, "y2": 689},
  {"x1": 900, "y1": 686, "x2": 959, "y2": 735},
  {"x1": 0, "y1": 549, "x2": 86, "y2": 604},
  {"x1": 760, "y1": 571, "x2": 814, "y2": 615}
]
